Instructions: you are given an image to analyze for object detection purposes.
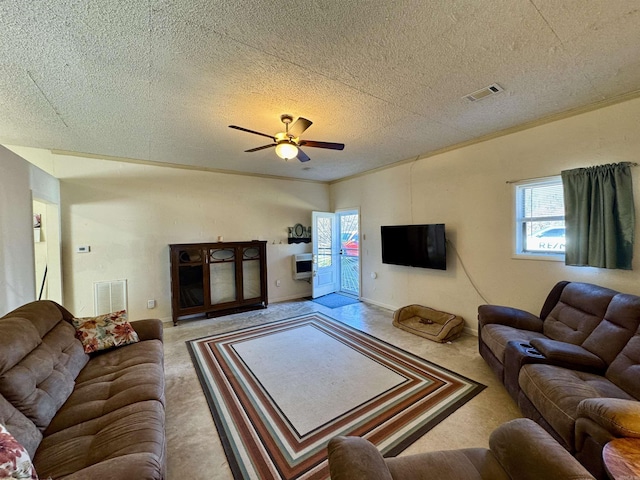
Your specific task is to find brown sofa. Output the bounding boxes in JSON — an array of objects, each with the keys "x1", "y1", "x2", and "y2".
[
  {"x1": 0, "y1": 300, "x2": 166, "y2": 479},
  {"x1": 327, "y1": 418, "x2": 595, "y2": 480},
  {"x1": 477, "y1": 281, "x2": 640, "y2": 479}
]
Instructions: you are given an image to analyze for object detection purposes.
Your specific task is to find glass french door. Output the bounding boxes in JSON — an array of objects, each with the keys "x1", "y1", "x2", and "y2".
[
  {"x1": 338, "y1": 211, "x2": 359, "y2": 296},
  {"x1": 312, "y1": 210, "x2": 360, "y2": 298},
  {"x1": 311, "y1": 211, "x2": 338, "y2": 298}
]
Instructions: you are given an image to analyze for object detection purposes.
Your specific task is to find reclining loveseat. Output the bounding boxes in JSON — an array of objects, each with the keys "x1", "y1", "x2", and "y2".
[{"x1": 477, "y1": 281, "x2": 640, "y2": 479}]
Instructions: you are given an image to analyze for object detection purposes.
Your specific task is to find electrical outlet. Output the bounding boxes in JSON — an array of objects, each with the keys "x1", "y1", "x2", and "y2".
[
  {"x1": 276, "y1": 280, "x2": 281, "y2": 287},
  {"x1": 147, "y1": 299, "x2": 156, "y2": 309}
]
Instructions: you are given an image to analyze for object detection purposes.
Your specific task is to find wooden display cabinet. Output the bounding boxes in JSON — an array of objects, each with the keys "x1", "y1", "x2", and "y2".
[{"x1": 169, "y1": 241, "x2": 268, "y2": 325}]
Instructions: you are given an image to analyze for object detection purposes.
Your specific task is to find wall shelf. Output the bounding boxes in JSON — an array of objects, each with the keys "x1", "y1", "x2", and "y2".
[{"x1": 288, "y1": 237, "x2": 311, "y2": 244}]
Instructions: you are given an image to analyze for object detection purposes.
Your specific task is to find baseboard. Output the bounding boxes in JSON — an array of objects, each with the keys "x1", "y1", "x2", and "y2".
[
  {"x1": 160, "y1": 295, "x2": 479, "y2": 337},
  {"x1": 358, "y1": 297, "x2": 398, "y2": 312},
  {"x1": 463, "y1": 325, "x2": 478, "y2": 337},
  {"x1": 360, "y1": 297, "x2": 478, "y2": 337},
  {"x1": 270, "y1": 293, "x2": 311, "y2": 303}
]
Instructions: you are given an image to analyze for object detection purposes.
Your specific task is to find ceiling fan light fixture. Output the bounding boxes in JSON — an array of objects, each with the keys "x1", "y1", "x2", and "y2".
[
  {"x1": 275, "y1": 141, "x2": 298, "y2": 160},
  {"x1": 229, "y1": 115, "x2": 344, "y2": 163}
]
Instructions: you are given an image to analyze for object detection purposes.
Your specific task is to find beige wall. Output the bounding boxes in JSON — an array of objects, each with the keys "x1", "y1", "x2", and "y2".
[
  {"x1": 331, "y1": 97, "x2": 640, "y2": 333},
  {"x1": 0, "y1": 146, "x2": 61, "y2": 314},
  {"x1": 9, "y1": 96, "x2": 640, "y2": 328},
  {"x1": 10, "y1": 148, "x2": 329, "y2": 321},
  {"x1": 0, "y1": 146, "x2": 35, "y2": 313}
]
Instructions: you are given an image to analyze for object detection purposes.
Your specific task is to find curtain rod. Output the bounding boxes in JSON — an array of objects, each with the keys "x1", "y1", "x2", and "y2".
[{"x1": 505, "y1": 162, "x2": 638, "y2": 184}]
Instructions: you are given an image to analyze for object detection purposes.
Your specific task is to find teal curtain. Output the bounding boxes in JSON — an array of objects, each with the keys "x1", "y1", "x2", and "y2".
[{"x1": 561, "y1": 163, "x2": 635, "y2": 269}]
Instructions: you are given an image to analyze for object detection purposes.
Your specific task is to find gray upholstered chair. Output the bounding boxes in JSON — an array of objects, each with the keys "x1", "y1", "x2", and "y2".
[{"x1": 327, "y1": 418, "x2": 595, "y2": 480}]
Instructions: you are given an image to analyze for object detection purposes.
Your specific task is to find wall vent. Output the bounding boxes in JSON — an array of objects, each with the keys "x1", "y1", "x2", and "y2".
[
  {"x1": 463, "y1": 83, "x2": 504, "y2": 102},
  {"x1": 94, "y1": 280, "x2": 128, "y2": 315}
]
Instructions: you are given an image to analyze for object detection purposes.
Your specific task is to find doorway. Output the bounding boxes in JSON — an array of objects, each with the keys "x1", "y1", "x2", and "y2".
[
  {"x1": 311, "y1": 209, "x2": 360, "y2": 298},
  {"x1": 32, "y1": 199, "x2": 63, "y2": 303}
]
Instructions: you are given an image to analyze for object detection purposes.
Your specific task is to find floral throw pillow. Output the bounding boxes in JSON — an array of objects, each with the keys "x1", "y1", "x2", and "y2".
[
  {"x1": 71, "y1": 311, "x2": 140, "y2": 354},
  {"x1": 0, "y1": 423, "x2": 38, "y2": 479}
]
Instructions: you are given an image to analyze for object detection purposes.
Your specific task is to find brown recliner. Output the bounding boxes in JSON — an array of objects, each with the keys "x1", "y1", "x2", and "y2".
[{"x1": 327, "y1": 418, "x2": 595, "y2": 480}]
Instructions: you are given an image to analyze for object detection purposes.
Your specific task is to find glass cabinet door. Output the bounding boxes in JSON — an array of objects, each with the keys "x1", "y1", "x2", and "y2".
[
  {"x1": 177, "y1": 248, "x2": 204, "y2": 308},
  {"x1": 209, "y1": 248, "x2": 237, "y2": 305},
  {"x1": 242, "y1": 246, "x2": 262, "y2": 300}
]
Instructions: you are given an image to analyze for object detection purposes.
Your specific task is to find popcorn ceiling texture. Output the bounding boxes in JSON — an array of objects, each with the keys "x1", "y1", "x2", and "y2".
[{"x1": 1, "y1": 1, "x2": 639, "y2": 181}]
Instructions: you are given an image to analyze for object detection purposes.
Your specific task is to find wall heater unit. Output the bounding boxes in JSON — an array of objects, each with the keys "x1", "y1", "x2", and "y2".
[{"x1": 292, "y1": 253, "x2": 312, "y2": 280}]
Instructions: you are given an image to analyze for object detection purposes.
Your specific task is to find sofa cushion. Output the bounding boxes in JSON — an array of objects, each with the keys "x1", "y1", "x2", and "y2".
[
  {"x1": 481, "y1": 324, "x2": 546, "y2": 363},
  {"x1": 519, "y1": 364, "x2": 634, "y2": 448},
  {"x1": 45, "y1": 340, "x2": 165, "y2": 435},
  {"x1": 0, "y1": 394, "x2": 42, "y2": 459},
  {"x1": 72, "y1": 311, "x2": 140, "y2": 354},
  {"x1": 0, "y1": 422, "x2": 38, "y2": 480},
  {"x1": 582, "y1": 294, "x2": 640, "y2": 365},
  {"x1": 0, "y1": 319, "x2": 41, "y2": 374},
  {"x1": 39, "y1": 453, "x2": 164, "y2": 480},
  {"x1": 3, "y1": 300, "x2": 73, "y2": 339},
  {"x1": 606, "y1": 325, "x2": 640, "y2": 399},
  {"x1": 0, "y1": 318, "x2": 88, "y2": 432},
  {"x1": 74, "y1": 338, "x2": 164, "y2": 385},
  {"x1": 33, "y1": 399, "x2": 165, "y2": 480},
  {"x1": 542, "y1": 283, "x2": 617, "y2": 344}
]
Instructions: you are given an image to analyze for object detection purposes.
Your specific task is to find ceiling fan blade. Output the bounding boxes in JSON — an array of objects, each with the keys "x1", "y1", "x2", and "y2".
[
  {"x1": 288, "y1": 117, "x2": 312, "y2": 137},
  {"x1": 299, "y1": 140, "x2": 345, "y2": 150},
  {"x1": 296, "y1": 148, "x2": 311, "y2": 163},
  {"x1": 229, "y1": 125, "x2": 275, "y2": 141},
  {"x1": 245, "y1": 143, "x2": 276, "y2": 152}
]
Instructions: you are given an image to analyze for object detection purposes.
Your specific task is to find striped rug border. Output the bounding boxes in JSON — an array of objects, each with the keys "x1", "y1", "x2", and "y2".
[{"x1": 187, "y1": 312, "x2": 485, "y2": 479}]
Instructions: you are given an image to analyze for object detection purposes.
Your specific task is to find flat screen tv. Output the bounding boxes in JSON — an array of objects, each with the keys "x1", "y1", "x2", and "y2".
[{"x1": 381, "y1": 224, "x2": 446, "y2": 270}]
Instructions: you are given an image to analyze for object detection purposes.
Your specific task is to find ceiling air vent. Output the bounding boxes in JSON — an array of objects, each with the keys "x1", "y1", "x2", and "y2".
[{"x1": 463, "y1": 83, "x2": 504, "y2": 102}]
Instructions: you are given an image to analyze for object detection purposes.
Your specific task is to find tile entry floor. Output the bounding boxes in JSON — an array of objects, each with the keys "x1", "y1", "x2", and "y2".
[{"x1": 164, "y1": 299, "x2": 520, "y2": 479}]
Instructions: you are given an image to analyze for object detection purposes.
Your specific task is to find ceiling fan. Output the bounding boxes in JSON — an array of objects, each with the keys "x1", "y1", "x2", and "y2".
[{"x1": 229, "y1": 114, "x2": 345, "y2": 162}]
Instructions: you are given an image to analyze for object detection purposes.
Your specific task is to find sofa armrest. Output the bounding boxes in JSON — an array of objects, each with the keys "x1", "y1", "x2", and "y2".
[
  {"x1": 529, "y1": 338, "x2": 606, "y2": 372},
  {"x1": 489, "y1": 418, "x2": 595, "y2": 480},
  {"x1": 477, "y1": 305, "x2": 543, "y2": 332},
  {"x1": 327, "y1": 436, "x2": 393, "y2": 480},
  {"x1": 130, "y1": 319, "x2": 163, "y2": 343},
  {"x1": 577, "y1": 398, "x2": 640, "y2": 438}
]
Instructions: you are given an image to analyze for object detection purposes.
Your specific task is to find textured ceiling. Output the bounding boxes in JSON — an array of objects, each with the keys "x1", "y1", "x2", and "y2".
[{"x1": 1, "y1": 1, "x2": 639, "y2": 182}]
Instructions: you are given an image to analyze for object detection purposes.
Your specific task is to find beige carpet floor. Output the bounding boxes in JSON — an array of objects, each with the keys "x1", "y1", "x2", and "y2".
[{"x1": 164, "y1": 299, "x2": 520, "y2": 480}]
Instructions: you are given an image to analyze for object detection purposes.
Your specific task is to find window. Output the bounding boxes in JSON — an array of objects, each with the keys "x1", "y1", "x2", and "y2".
[{"x1": 514, "y1": 176, "x2": 565, "y2": 258}]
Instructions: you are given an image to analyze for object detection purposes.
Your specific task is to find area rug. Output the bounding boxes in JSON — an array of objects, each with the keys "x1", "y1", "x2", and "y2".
[
  {"x1": 310, "y1": 293, "x2": 360, "y2": 308},
  {"x1": 187, "y1": 312, "x2": 485, "y2": 480}
]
